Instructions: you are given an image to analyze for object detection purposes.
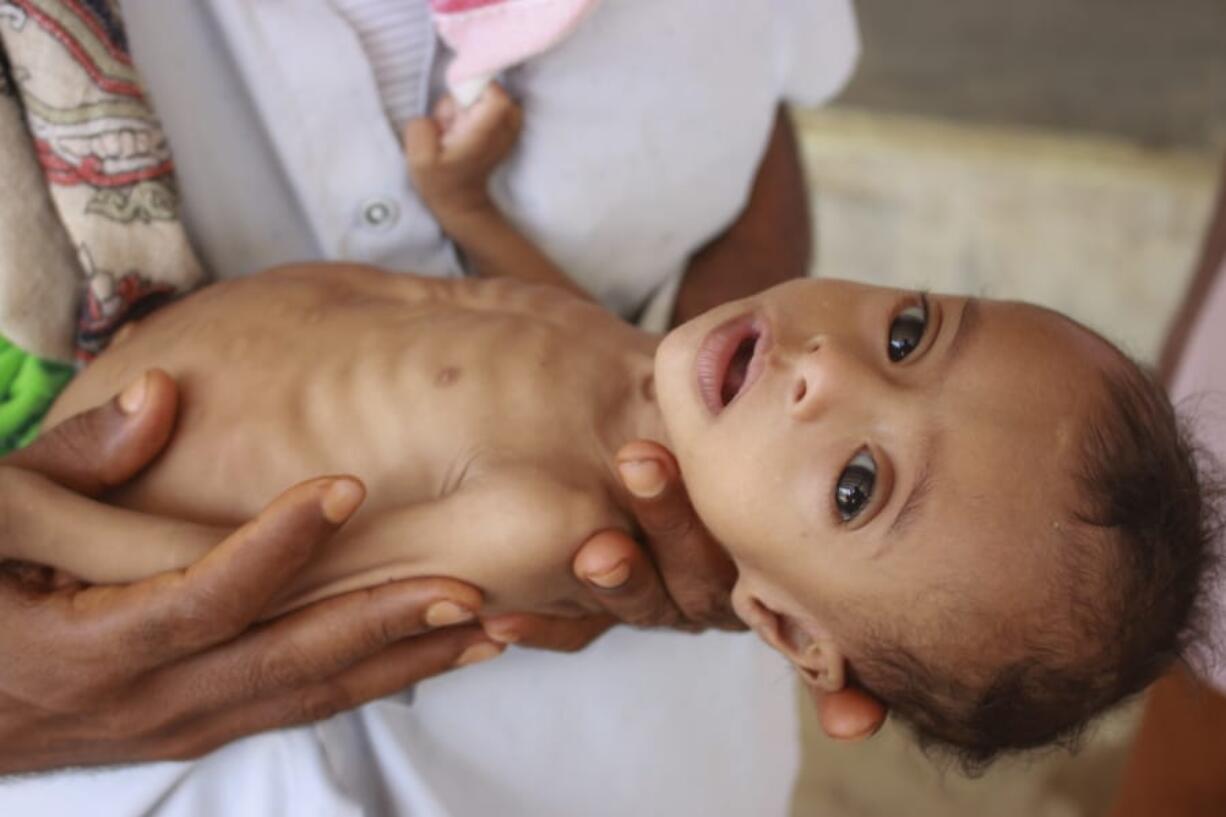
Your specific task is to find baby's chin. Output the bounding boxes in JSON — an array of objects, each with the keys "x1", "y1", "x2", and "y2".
[{"x1": 651, "y1": 325, "x2": 703, "y2": 451}]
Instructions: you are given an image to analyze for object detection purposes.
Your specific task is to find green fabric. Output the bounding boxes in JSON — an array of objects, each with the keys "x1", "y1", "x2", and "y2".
[{"x1": 0, "y1": 335, "x2": 74, "y2": 453}]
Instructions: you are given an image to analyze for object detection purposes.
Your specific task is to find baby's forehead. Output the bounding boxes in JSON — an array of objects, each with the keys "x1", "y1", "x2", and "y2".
[
  {"x1": 941, "y1": 298, "x2": 1111, "y2": 412},
  {"x1": 965, "y1": 296, "x2": 1116, "y2": 359},
  {"x1": 894, "y1": 300, "x2": 1112, "y2": 592}
]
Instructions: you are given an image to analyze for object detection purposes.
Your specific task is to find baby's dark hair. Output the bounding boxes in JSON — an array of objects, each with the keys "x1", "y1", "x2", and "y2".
[{"x1": 849, "y1": 353, "x2": 1219, "y2": 774}]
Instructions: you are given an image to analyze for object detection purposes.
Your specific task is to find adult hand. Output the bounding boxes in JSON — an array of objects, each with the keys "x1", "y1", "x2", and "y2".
[
  {"x1": 0, "y1": 370, "x2": 500, "y2": 774},
  {"x1": 482, "y1": 439, "x2": 738, "y2": 652},
  {"x1": 484, "y1": 439, "x2": 889, "y2": 739}
]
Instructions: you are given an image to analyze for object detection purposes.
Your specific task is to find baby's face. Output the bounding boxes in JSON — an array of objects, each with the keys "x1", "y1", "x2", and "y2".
[{"x1": 654, "y1": 278, "x2": 1114, "y2": 688}]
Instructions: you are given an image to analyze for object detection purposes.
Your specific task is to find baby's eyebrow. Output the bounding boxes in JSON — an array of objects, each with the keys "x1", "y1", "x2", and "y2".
[{"x1": 884, "y1": 434, "x2": 939, "y2": 547}]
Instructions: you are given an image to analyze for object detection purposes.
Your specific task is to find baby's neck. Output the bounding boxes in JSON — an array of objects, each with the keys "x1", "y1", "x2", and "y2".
[
  {"x1": 586, "y1": 332, "x2": 674, "y2": 500},
  {"x1": 586, "y1": 340, "x2": 738, "y2": 623}
]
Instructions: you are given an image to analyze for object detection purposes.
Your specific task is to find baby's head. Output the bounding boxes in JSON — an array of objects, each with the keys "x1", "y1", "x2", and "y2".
[{"x1": 654, "y1": 278, "x2": 1214, "y2": 768}]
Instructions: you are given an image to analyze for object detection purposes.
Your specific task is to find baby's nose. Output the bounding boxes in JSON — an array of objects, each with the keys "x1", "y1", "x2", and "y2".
[{"x1": 788, "y1": 337, "x2": 875, "y2": 422}]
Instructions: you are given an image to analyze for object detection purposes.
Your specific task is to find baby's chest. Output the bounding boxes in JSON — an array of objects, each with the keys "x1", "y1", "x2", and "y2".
[{"x1": 380, "y1": 328, "x2": 621, "y2": 474}]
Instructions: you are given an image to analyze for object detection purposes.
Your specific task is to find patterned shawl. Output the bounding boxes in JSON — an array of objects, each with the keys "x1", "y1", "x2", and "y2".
[{"x1": 0, "y1": 0, "x2": 203, "y2": 447}]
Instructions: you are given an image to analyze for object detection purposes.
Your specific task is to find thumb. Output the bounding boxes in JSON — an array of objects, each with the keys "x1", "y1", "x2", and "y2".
[
  {"x1": 808, "y1": 685, "x2": 889, "y2": 741},
  {"x1": 615, "y1": 440, "x2": 740, "y2": 627},
  {"x1": 5, "y1": 369, "x2": 178, "y2": 496}
]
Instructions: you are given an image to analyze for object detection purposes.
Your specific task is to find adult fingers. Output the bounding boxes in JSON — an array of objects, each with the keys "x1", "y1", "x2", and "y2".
[
  {"x1": 615, "y1": 440, "x2": 742, "y2": 629},
  {"x1": 148, "y1": 576, "x2": 487, "y2": 715},
  {"x1": 571, "y1": 529, "x2": 681, "y2": 629},
  {"x1": 807, "y1": 685, "x2": 889, "y2": 741},
  {"x1": 152, "y1": 626, "x2": 500, "y2": 762},
  {"x1": 6, "y1": 369, "x2": 178, "y2": 495},
  {"x1": 64, "y1": 477, "x2": 367, "y2": 671},
  {"x1": 483, "y1": 611, "x2": 616, "y2": 652}
]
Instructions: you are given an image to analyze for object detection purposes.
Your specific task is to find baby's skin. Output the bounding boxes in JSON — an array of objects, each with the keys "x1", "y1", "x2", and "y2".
[
  {"x1": 37, "y1": 265, "x2": 1114, "y2": 698},
  {"x1": 43, "y1": 267, "x2": 662, "y2": 617},
  {"x1": 30, "y1": 85, "x2": 1120, "y2": 701}
]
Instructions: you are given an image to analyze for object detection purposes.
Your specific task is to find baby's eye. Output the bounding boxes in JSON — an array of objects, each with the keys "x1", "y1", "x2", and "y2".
[
  {"x1": 887, "y1": 298, "x2": 928, "y2": 362},
  {"x1": 835, "y1": 450, "x2": 877, "y2": 522}
]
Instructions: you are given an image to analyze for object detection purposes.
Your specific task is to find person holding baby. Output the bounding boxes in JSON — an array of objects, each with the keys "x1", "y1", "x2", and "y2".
[
  {"x1": 0, "y1": 1, "x2": 870, "y2": 815},
  {"x1": 3, "y1": 2, "x2": 1222, "y2": 815}
]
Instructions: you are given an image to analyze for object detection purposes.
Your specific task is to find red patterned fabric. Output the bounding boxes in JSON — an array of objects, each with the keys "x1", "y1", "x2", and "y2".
[{"x1": 0, "y1": 0, "x2": 205, "y2": 362}]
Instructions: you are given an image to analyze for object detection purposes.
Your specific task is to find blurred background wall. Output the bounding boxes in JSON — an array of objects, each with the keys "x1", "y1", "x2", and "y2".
[
  {"x1": 791, "y1": 1, "x2": 1225, "y2": 814},
  {"x1": 839, "y1": 0, "x2": 1225, "y2": 149}
]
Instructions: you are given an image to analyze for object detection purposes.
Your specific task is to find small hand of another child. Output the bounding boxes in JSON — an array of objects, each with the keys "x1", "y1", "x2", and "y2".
[{"x1": 405, "y1": 83, "x2": 523, "y2": 227}]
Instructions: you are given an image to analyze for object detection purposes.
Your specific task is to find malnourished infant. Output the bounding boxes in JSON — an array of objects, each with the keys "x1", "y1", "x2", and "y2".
[
  {"x1": 41, "y1": 264, "x2": 1211, "y2": 768},
  {"x1": 35, "y1": 87, "x2": 1214, "y2": 768}
]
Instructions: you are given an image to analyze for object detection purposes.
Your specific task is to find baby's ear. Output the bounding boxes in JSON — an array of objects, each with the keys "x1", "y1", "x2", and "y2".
[
  {"x1": 755, "y1": 609, "x2": 846, "y2": 693},
  {"x1": 791, "y1": 633, "x2": 846, "y2": 693}
]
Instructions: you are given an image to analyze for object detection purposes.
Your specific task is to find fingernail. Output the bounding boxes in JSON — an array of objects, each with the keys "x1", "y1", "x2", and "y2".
[
  {"x1": 425, "y1": 600, "x2": 475, "y2": 628},
  {"x1": 454, "y1": 642, "x2": 503, "y2": 667},
  {"x1": 586, "y1": 560, "x2": 631, "y2": 589},
  {"x1": 833, "y1": 726, "x2": 880, "y2": 743},
  {"x1": 118, "y1": 373, "x2": 148, "y2": 415},
  {"x1": 321, "y1": 479, "x2": 365, "y2": 524},
  {"x1": 618, "y1": 459, "x2": 665, "y2": 499},
  {"x1": 484, "y1": 623, "x2": 520, "y2": 644}
]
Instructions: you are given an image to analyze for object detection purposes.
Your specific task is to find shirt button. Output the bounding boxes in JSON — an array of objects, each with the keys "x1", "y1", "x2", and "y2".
[{"x1": 361, "y1": 198, "x2": 399, "y2": 229}]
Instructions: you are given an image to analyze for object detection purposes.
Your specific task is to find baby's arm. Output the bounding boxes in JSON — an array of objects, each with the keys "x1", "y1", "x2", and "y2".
[
  {"x1": 266, "y1": 466, "x2": 620, "y2": 618},
  {"x1": 404, "y1": 85, "x2": 589, "y2": 299},
  {"x1": 0, "y1": 463, "x2": 224, "y2": 583},
  {"x1": 3, "y1": 454, "x2": 617, "y2": 621}
]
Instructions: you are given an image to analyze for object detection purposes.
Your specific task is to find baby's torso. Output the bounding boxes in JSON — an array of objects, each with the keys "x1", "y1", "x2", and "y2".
[{"x1": 49, "y1": 266, "x2": 664, "y2": 613}]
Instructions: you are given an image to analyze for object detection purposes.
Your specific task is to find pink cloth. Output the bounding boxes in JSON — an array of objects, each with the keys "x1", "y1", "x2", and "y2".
[
  {"x1": 1169, "y1": 257, "x2": 1226, "y2": 693},
  {"x1": 431, "y1": 0, "x2": 601, "y2": 104}
]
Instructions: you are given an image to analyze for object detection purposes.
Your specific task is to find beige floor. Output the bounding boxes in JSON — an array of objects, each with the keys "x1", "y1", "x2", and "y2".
[{"x1": 789, "y1": 107, "x2": 1223, "y2": 817}]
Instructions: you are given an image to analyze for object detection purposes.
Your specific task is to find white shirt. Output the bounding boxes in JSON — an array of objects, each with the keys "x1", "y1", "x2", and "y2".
[
  {"x1": 0, "y1": 2, "x2": 861, "y2": 815},
  {"x1": 120, "y1": 0, "x2": 858, "y2": 319}
]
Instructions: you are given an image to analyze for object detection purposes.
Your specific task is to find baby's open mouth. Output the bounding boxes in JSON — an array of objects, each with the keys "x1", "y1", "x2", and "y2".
[{"x1": 695, "y1": 314, "x2": 770, "y2": 417}]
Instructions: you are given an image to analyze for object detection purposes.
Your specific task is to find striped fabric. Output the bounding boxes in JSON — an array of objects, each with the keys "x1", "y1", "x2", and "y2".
[{"x1": 328, "y1": 0, "x2": 435, "y2": 129}]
